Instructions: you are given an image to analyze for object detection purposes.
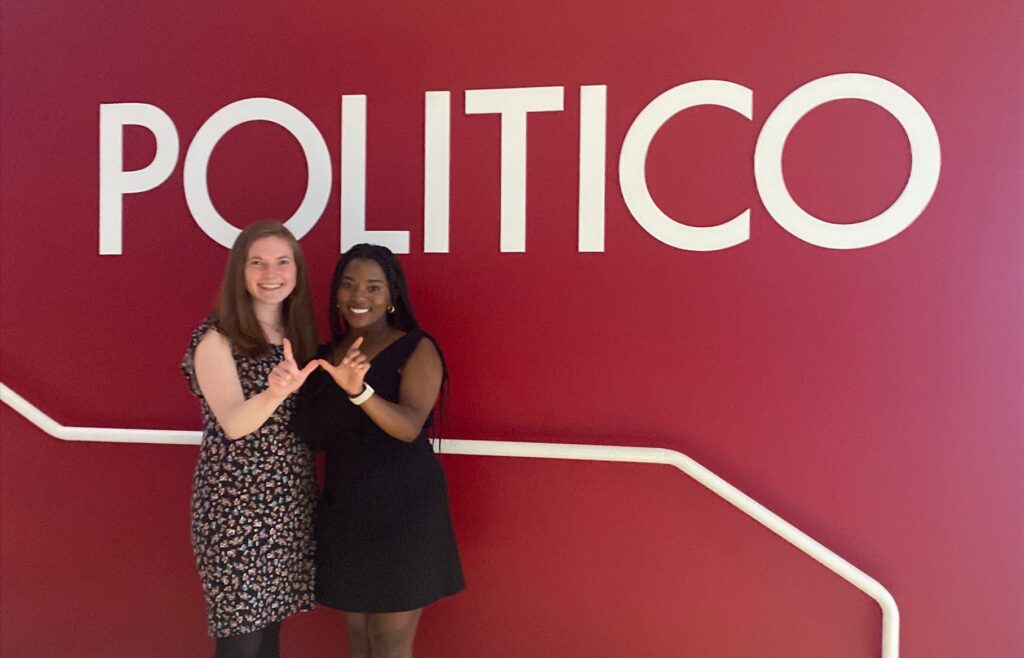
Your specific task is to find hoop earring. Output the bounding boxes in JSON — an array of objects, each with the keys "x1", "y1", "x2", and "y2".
[{"x1": 387, "y1": 304, "x2": 395, "y2": 314}]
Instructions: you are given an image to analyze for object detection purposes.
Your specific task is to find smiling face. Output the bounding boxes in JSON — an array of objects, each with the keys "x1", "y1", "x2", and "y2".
[
  {"x1": 337, "y1": 257, "x2": 392, "y2": 332},
  {"x1": 244, "y1": 236, "x2": 297, "y2": 307}
]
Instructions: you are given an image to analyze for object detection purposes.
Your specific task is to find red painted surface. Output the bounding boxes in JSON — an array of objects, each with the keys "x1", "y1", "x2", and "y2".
[{"x1": 1, "y1": 1, "x2": 1022, "y2": 656}]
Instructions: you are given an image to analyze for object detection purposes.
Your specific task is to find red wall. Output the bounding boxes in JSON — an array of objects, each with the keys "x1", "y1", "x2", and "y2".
[{"x1": 1, "y1": 1, "x2": 1021, "y2": 656}]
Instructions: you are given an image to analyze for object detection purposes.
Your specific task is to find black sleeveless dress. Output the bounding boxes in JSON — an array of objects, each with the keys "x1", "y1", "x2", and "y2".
[{"x1": 294, "y1": 330, "x2": 464, "y2": 612}]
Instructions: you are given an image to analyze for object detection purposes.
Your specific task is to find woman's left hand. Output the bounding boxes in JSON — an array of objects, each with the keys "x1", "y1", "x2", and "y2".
[{"x1": 317, "y1": 336, "x2": 371, "y2": 396}]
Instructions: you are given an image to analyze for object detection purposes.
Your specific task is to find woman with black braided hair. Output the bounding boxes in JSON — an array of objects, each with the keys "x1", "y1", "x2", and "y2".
[{"x1": 294, "y1": 243, "x2": 464, "y2": 658}]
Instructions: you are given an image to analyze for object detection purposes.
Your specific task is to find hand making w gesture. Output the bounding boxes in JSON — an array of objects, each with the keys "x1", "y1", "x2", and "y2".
[
  {"x1": 267, "y1": 338, "x2": 319, "y2": 399},
  {"x1": 317, "y1": 336, "x2": 371, "y2": 396}
]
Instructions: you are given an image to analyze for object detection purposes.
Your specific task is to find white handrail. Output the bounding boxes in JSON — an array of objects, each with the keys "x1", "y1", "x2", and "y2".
[
  {"x1": 1, "y1": 384, "x2": 201, "y2": 444},
  {"x1": 0, "y1": 381, "x2": 898, "y2": 656}
]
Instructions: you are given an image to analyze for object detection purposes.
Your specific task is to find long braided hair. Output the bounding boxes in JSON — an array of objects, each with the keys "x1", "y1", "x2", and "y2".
[
  {"x1": 327, "y1": 244, "x2": 449, "y2": 425},
  {"x1": 329, "y1": 244, "x2": 420, "y2": 340}
]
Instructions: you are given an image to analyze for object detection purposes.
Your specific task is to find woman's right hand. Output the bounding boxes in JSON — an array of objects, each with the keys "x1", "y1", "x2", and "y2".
[
  {"x1": 195, "y1": 330, "x2": 314, "y2": 440},
  {"x1": 267, "y1": 338, "x2": 319, "y2": 399},
  {"x1": 317, "y1": 336, "x2": 371, "y2": 396}
]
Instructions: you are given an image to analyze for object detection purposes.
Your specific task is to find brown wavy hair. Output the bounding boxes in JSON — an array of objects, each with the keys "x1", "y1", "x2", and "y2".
[{"x1": 213, "y1": 220, "x2": 316, "y2": 364}]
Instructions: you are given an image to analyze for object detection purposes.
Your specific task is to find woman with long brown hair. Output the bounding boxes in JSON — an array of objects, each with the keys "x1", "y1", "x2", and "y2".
[{"x1": 181, "y1": 220, "x2": 319, "y2": 657}]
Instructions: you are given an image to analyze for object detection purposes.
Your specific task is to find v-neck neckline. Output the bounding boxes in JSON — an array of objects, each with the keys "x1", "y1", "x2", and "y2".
[
  {"x1": 367, "y1": 331, "x2": 410, "y2": 363},
  {"x1": 334, "y1": 330, "x2": 415, "y2": 365}
]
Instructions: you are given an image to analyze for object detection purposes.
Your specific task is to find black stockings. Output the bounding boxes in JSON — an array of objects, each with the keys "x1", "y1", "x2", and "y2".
[{"x1": 213, "y1": 622, "x2": 281, "y2": 658}]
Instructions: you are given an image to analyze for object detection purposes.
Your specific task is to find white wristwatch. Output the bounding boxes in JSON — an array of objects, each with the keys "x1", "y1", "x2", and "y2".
[{"x1": 348, "y1": 383, "x2": 375, "y2": 405}]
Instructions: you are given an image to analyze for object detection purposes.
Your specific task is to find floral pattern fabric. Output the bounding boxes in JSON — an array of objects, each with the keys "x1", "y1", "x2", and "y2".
[{"x1": 182, "y1": 318, "x2": 316, "y2": 638}]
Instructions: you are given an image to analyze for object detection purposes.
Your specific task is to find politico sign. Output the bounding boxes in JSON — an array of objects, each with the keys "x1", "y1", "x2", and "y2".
[{"x1": 98, "y1": 73, "x2": 940, "y2": 256}]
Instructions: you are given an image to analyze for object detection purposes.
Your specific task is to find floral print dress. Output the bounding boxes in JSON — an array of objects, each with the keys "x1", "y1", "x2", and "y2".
[{"x1": 181, "y1": 318, "x2": 316, "y2": 638}]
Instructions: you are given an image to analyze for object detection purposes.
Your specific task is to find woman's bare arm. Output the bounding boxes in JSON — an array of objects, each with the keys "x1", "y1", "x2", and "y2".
[{"x1": 194, "y1": 330, "x2": 315, "y2": 439}]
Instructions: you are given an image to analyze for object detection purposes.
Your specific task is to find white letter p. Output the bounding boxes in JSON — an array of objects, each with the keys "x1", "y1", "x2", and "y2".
[{"x1": 99, "y1": 103, "x2": 179, "y2": 255}]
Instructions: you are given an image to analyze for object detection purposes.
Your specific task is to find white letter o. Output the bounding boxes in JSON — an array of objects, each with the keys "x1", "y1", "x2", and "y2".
[
  {"x1": 754, "y1": 73, "x2": 941, "y2": 249},
  {"x1": 183, "y1": 98, "x2": 332, "y2": 247}
]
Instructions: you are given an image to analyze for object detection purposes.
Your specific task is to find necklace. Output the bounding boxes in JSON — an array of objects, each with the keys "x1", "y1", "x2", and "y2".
[{"x1": 258, "y1": 319, "x2": 284, "y2": 337}]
